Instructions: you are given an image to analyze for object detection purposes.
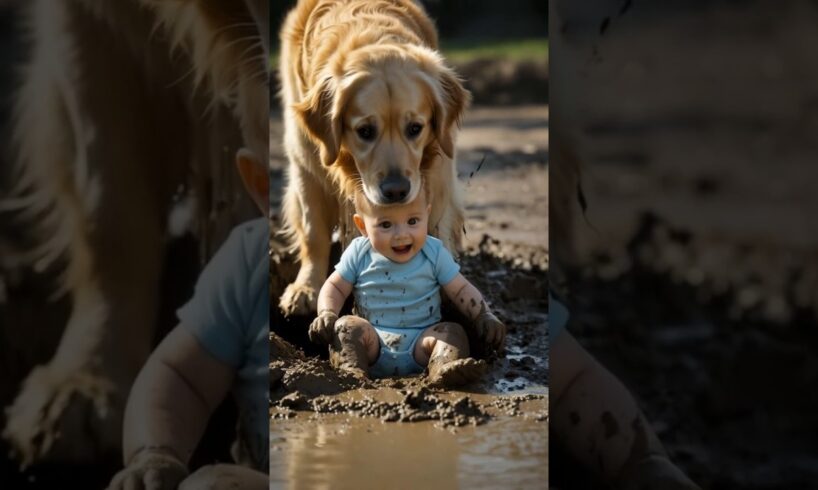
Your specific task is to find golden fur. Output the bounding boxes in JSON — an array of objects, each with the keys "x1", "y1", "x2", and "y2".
[{"x1": 278, "y1": 0, "x2": 469, "y2": 316}]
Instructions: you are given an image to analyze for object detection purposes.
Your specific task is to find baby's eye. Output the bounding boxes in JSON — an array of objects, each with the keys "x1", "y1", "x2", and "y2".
[
  {"x1": 379, "y1": 221, "x2": 392, "y2": 229},
  {"x1": 408, "y1": 217, "x2": 419, "y2": 225}
]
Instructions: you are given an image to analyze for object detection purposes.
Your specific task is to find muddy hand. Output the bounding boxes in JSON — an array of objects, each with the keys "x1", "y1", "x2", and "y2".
[
  {"x1": 474, "y1": 311, "x2": 506, "y2": 352},
  {"x1": 309, "y1": 310, "x2": 338, "y2": 344},
  {"x1": 617, "y1": 455, "x2": 702, "y2": 490},
  {"x1": 106, "y1": 448, "x2": 189, "y2": 490}
]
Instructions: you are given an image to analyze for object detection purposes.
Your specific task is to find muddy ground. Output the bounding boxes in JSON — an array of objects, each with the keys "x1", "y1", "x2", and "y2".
[
  {"x1": 268, "y1": 57, "x2": 550, "y2": 486},
  {"x1": 551, "y1": 1, "x2": 818, "y2": 489}
]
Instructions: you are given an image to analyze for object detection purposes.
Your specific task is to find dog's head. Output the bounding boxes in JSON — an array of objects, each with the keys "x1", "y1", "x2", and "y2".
[{"x1": 295, "y1": 46, "x2": 469, "y2": 205}]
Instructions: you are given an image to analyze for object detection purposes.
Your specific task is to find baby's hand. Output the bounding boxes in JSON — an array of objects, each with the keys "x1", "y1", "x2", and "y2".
[
  {"x1": 474, "y1": 310, "x2": 506, "y2": 352},
  {"x1": 106, "y1": 447, "x2": 188, "y2": 490},
  {"x1": 309, "y1": 310, "x2": 338, "y2": 344}
]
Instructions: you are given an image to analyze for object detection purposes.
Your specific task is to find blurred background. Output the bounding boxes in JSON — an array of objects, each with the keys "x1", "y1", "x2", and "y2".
[
  {"x1": 551, "y1": 0, "x2": 818, "y2": 488},
  {"x1": 0, "y1": 1, "x2": 260, "y2": 487}
]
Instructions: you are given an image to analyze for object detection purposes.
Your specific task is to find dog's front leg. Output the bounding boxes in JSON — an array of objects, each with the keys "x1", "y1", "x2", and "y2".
[
  {"x1": 279, "y1": 163, "x2": 336, "y2": 316},
  {"x1": 428, "y1": 162, "x2": 466, "y2": 256}
]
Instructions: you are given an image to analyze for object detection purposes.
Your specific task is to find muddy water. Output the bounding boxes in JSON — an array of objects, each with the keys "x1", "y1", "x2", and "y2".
[{"x1": 270, "y1": 391, "x2": 547, "y2": 490}]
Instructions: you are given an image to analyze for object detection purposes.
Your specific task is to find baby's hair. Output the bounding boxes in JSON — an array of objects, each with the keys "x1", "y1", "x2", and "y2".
[{"x1": 353, "y1": 176, "x2": 431, "y2": 216}]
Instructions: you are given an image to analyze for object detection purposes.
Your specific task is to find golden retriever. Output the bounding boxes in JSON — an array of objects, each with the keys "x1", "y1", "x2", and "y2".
[
  {"x1": 2, "y1": 0, "x2": 267, "y2": 467},
  {"x1": 278, "y1": 0, "x2": 470, "y2": 316}
]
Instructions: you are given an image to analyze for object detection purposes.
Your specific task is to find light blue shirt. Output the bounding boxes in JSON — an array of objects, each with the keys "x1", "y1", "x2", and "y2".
[
  {"x1": 335, "y1": 236, "x2": 460, "y2": 329},
  {"x1": 176, "y1": 217, "x2": 269, "y2": 471}
]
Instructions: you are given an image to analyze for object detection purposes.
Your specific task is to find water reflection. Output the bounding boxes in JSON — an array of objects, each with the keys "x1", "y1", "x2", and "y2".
[{"x1": 271, "y1": 413, "x2": 547, "y2": 489}]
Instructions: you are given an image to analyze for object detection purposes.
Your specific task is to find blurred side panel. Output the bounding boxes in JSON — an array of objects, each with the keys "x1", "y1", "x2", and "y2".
[
  {"x1": 0, "y1": 0, "x2": 268, "y2": 486},
  {"x1": 550, "y1": 0, "x2": 818, "y2": 488}
]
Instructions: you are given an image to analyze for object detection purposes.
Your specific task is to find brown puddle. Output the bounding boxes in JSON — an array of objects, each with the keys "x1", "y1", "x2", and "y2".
[{"x1": 270, "y1": 389, "x2": 548, "y2": 489}]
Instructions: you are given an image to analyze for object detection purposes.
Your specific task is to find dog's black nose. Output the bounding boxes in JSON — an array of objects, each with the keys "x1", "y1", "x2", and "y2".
[{"x1": 379, "y1": 174, "x2": 410, "y2": 203}]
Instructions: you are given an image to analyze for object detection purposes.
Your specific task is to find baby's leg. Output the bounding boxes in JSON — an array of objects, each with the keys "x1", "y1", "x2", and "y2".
[
  {"x1": 415, "y1": 322, "x2": 486, "y2": 388},
  {"x1": 329, "y1": 315, "x2": 379, "y2": 378}
]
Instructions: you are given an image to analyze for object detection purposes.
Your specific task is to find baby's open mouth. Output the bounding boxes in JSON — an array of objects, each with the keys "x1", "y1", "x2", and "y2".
[{"x1": 392, "y1": 244, "x2": 412, "y2": 254}]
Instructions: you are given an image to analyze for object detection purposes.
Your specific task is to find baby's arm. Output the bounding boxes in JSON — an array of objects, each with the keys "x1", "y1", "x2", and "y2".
[
  {"x1": 442, "y1": 273, "x2": 506, "y2": 350},
  {"x1": 317, "y1": 271, "x2": 354, "y2": 314},
  {"x1": 551, "y1": 330, "x2": 700, "y2": 489},
  {"x1": 108, "y1": 325, "x2": 234, "y2": 490},
  {"x1": 309, "y1": 271, "x2": 354, "y2": 343}
]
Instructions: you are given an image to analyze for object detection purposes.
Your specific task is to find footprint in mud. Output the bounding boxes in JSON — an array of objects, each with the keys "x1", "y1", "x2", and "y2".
[{"x1": 427, "y1": 358, "x2": 487, "y2": 388}]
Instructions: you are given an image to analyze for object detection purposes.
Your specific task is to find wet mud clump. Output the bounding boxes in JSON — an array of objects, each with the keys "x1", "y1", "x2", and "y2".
[
  {"x1": 309, "y1": 388, "x2": 490, "y2": 428},
  {"x1": 270, "y1": 332, "x2": 368, "y2": 402},
  {"x1": 491, "y1": 394, "x2": 548, "y2": 421}
]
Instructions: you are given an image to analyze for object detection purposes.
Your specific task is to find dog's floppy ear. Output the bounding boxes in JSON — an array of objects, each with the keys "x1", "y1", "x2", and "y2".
[
  {"x1": 295, "y1": 77, "x2": 341, "y2": 166},
  {"x1": 427, "y1": 67, "x2": 470, "y2": 159},
  {"x1": 295, "y1": 74, "x2": 369, "y2": 166}
]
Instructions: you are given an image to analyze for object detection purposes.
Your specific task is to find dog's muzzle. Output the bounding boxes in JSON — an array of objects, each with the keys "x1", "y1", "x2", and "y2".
[{"x1": 379, "y1": 172, "x2": 411, "y2": 203}]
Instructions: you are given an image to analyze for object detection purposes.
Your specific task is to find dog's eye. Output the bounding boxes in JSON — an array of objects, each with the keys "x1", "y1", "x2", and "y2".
[
  {"x1": 406, "y1": 122, "x2": 424, "y2": 138},
  {"x1": 356, "y1": 124, "x2": 376, "y2": 141}
]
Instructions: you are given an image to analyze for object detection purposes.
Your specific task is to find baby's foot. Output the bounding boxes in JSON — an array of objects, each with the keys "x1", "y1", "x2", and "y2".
[{"x1": 427, "y1": 358, "x2": 487, "y2": 388}]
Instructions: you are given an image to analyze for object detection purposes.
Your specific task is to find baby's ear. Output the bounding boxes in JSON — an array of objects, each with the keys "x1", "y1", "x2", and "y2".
[
  {"x1": 235, "y1": 148, "x2": 268, "y2": 215},
  {"x1": 353, "y1": 214, "x2": 368, "y2": 237}
]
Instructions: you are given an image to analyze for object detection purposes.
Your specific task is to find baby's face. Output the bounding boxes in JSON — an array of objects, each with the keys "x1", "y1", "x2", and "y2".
[{"x1": 357, "y1": 191, "x2": 430, "y2": 263}]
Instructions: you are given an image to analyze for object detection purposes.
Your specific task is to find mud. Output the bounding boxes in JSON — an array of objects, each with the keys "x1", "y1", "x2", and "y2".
[
  {"x1": 270, "y1": 328, "x2": 543, "y2": 428},
  {"x1": 309, "y1": 388, "x2": 490, "y2": 428}
]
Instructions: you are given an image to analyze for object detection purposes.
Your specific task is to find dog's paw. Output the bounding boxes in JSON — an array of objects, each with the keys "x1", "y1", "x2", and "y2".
[
  {"x1": 3, "y1": 364, "x2": 115, "y2": 468},
  {"x1": 279, "y1": 282, "x2": 317, "y2": 316}
]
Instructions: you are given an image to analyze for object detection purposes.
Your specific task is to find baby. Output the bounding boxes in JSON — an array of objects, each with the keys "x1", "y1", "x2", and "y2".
[
  {"x1": 106, "y1": 149, "x2": 269, "y2": 490},
  {"x1": 309, "y1": 180, "x2": 505, "y2": 386}
]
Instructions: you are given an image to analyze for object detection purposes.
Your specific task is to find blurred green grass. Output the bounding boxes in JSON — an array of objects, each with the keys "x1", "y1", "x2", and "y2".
[
  {"x1": 269, "y1": 38, "x2": 547, "y2": 70},
  {"x1": 441, "y1": 38, "x2": 547, "y2": 63}
]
